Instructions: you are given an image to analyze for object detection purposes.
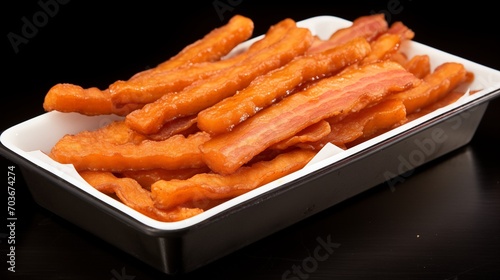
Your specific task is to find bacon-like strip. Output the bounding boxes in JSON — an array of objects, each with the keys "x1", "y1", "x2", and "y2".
[
  {"x1": 197, "y1": 37, "x2": 372, "y2": 135},
  {"x1": 386, "y1": 21, "x2": 415, "y2": 41},
  {"x1": 304, "y1": 99, "x2": 407, "y2": 149},
  {"x1": 80, "y1": 171, "x2": 204, "y2": 222},
  {"x1": 270, "y1": 120, "x2": 331, "y2": 151},
  {"x1": 151, "y1": 148, "x2": 316, "y2": 210},
  {"x1": 125, "y1": 26, "x2": 314, "y2": 135},
  {"x1": 146, "y1": 115, "x2": 199, "y2": 141},
  {"x1": 50, "y1": 130, "x2": 211, "y2": 172},
  {"x1": 109, "y1": 18, "x2": 297, "y2": 106},
  {"x1": 308, "y1": 14, "x2": 388, "y2": 53},
  {"x1": 200, "y1": 61, "x2": 420, "y2": 175}
]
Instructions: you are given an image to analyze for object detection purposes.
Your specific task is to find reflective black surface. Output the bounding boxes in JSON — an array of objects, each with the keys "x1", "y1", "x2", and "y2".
[{"x1": 2, "y1": 1, "x2": 499, "y2": 279}]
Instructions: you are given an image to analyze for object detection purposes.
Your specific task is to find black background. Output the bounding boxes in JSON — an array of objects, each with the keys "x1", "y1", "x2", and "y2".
[{"x1": 2, "y1": 0, "x2": 499, "y2": 279}]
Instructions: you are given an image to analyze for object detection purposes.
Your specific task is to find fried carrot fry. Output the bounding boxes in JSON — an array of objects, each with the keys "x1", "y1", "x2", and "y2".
[
  {"x1": 404, "y1": 90, "x2": 469, "y2": 122},
  {"x1": 151, "y1": 148, "x2": 316, "y2": 210},
  {"x1": 404, "y1": 71, "x2": 474, "y2": 122},
  {"x1": 197, "y1": 37, "x2": 372, "y2": 135},
  {"x1": 389, "y1": 51, "x2": 408, "y2": 66},
  {"x1": 200, "y1": 61, "x2": 420, "y2": 175},
  {"x1": 43, "y1": 84, "x2": 143, "y2": 116},
  {"x1": 210, "y1": 17, "x2": 296, "y2": 65},
  {"x1": 50, "y1": 130, "x2": 211, "y2": 172},
  {"x1": 120, "y1": 167, "x2": 211, "y2": 190},
  {"x1": 125, "y1": 26, "x2": 314, "y2": 135},
  {"x1": 403, "y1": 54, "x2": 431, "y2": 79},
  {"x1": 79, "y1": 171, "x2": 204, "y2": 222},
  {"x1": 361, "y1": 33, "x2": 402, "y2": 65},
  {"x1": 388, "y1": 62, "x2": 468, "y2": 114},
  {"x1": 154, "y1": 14, "x2": 254, "y2": 72},
  {"x1": 349, "y1": 20, "x2": 412, "y2": 66},
  {"x1": 59, "y1": 119, "x2": 147, "y2": 145},
  {"x1": 110, "y1": 63, "x2": 232, "y2": 106},
  {"x1": 345, "y1": 99, "x2": 407, "y2": 141},
  {"x1": 109, "y1": 18, "x2": 297, "y2": 106}
]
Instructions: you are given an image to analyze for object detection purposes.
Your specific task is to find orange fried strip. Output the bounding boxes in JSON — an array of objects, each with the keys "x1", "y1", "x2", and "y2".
[
  {"x1": 120, "y1": 166, "x2": 211, "y2": 190},
  {"x1": 146, "y1": 115, "x2": 199, "y2": 141},
  {"x1": 270, "y1": 120, "x2": 331, "y2": 151},
  {"x1": 388, "y1": 62, "x2": 469, "y2": 114},
  {"x1": 110, "y1": 63, "x2": 232, "y2": 106},
  {"x1": 151, "y1": 148, "x2": 316, "y2": 210},
  {"x1": 197, "y1": 36, "x2": 372, "y2": 135},
  {"x1": 50, "y1": 130, "x2": 211, "y2": 172},
  {"x1": 361, "y1": 33, "x2": 402, "y2": 65},
  {"x1": 357, "y1": 20, "x2": 413, "y2": 66},
  {"x1": 58, "y1": 119, "x2": 147, "y2": 145},
  {"x1": 79, "y1": 171, "x2": 203, "y2": 222},
  {"x1": 330, "y1": 13, "x2": 388, "y2": 42},
  {"x1": 405, "y1": 90, "x2": 470, "y2": 122},
  {"x1": 386, "y1": 21, "x2": 415, "y2": 41},
  {"x1": 332, "y1": 27, "x2": 409, "y2": 75},
  {"x1": 200, "y1": 61, "x2": 420, "y2": 175},
  {"x1": 304, "y1": 99, "x2": 407, "y2": 149},
  {"x1": 389, "y1": 51, "x2": 408, "y2": 66},
  {"x1": 109, "y1": 18, "x2": 297, "y2": 106},
  {"x1": 226, "y1": 17, "x2": 297, "y2": 60},
  {"x1": 125, "y1": 26, "x2": 314, "y2": 135},
  {"x1": 43, "y1": 84, "x2": 142, "y2": 116},
  {"x1": 403, "y1": 54, "x2": 431, "y2": 79},
  {"x1": 154, "y1": 14, "x2": 254, "y2": 72},
  {"x1": 308, "y1": 13, "x2": 388, "y2": 53}
]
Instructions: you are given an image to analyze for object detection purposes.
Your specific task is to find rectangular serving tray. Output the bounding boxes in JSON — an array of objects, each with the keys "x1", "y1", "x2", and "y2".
[{"x1": 2, "y1": 15, "x2": 500, "y2": 274}]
